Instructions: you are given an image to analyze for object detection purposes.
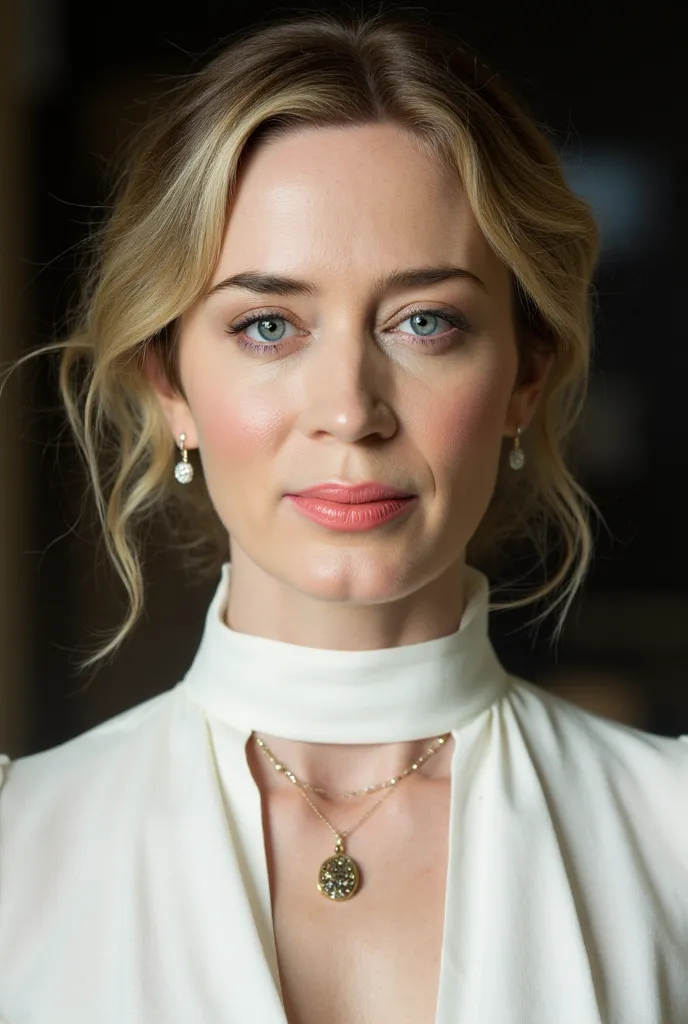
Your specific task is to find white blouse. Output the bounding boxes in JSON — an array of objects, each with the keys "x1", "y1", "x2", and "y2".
[{"x1": 1, "y1": 565, "x2": 687, "y2": 1023}]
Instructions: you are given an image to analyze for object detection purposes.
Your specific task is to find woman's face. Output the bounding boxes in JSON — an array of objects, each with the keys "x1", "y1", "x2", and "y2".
[{"x1": 159, "y1": 124, "x2": 546, "y2": 614}]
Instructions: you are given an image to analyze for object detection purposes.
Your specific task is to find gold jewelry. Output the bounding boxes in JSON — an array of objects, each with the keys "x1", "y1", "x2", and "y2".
[
  {"x1": 270, "y1": 748, "x2": 446, "y2": 800},
  {"x1": 508, "y1": 425, "x2": 525, "y2": 470},
  {"x1": 253, "y1": 732, "x2": 450, "y2": 901}
]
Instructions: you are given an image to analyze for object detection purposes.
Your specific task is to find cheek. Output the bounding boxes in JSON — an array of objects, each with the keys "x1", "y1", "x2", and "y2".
[
  {"x1": 415, "y1": 373, "x2": 511, "y2": 469},
  {"x1": 185, "y1": 367, "x2": 285, "y2": 468}
]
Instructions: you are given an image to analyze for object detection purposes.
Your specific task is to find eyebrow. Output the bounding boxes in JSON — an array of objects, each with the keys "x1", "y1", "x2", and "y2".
[{"x1": 204, "y1": 265, "x2": 487, "y2": 299}]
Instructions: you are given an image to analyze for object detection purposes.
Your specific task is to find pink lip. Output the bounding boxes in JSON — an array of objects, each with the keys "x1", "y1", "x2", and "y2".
[
  {"x1": 286, "y1": 494, "x2": 416, "y2": 531},
  {"x1": 289, "y1": 482, "x2": 415, "y2": 503}
]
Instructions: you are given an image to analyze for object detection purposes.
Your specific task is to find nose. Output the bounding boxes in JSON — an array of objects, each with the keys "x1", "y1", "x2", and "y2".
[{"x1": 297, "y1": 329, "x2": 398, "y2": 445}]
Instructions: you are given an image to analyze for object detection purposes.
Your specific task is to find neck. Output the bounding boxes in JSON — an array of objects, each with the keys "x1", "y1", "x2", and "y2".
[
  {"x1": 225, "y1": 549, "x2": 465, "y2": 786},
  {"x1": 225, "y1": 544, "x2": 467, "y2": 650},
  {"x1": 181, "y1": 561, "x2": 507, "y2": 750}
]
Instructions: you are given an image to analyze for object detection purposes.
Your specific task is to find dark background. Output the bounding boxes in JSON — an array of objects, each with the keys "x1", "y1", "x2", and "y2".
[{"x1": 2, "y1": 0, "x2": 687, "y2": 757}]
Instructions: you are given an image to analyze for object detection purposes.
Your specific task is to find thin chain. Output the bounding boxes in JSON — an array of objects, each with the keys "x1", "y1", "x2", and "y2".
[
  {"x1": 254, "y1": 733, "x2": 449, "y2": 799},
  {"x1": 298, "y1": 778, "x2": 399, "y2": 841},
  {"x1": 253, "y1": 733, "x2": 449, "y2": 841}
]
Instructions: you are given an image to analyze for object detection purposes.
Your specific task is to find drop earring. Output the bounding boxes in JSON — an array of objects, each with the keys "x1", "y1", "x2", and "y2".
[
  {"x1": 508, "y1": 426, "x2": 525, "y2": 470},
  {"x1": 174, "y1": 432, "x2": 194, "y2": 484}
]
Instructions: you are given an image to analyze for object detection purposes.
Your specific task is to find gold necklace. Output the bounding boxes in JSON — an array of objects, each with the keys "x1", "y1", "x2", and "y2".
[{"x1": 253, "y1": 733, "x2": 450, "y2": 901}]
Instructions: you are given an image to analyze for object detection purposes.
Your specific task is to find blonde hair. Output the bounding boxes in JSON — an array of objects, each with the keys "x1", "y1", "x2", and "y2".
[{"x1": 52, "y1": 9, "x2": 598, "y2": 661}]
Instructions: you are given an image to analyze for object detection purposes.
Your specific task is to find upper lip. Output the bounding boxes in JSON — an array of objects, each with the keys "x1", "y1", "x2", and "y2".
[{"x1": 289, "y1": 482, "x2": 416, "y2": 503}]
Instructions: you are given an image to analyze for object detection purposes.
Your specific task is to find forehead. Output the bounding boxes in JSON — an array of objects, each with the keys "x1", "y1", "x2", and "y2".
[{"x1": 215, "y1": 123, "x2": 504, "y2": 290}]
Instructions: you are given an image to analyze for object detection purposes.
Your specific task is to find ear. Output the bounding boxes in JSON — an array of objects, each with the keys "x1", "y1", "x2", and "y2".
[
  {"x1": 504, "y1": 345, "x2": 554, "y2": 437},
  {"x1": 142, "y1": 347, "x2": 199, "y2": 449}
]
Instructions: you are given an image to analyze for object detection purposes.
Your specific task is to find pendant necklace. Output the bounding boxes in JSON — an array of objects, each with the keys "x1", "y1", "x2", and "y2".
[{"x1": 253, "y1": 732, "x2": 450, "y2": 901}]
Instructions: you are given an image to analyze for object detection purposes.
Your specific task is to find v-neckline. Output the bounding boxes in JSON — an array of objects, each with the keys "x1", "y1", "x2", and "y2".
[{"x1": 233, "y1": 723, "x2": 469, "y2": 1024}]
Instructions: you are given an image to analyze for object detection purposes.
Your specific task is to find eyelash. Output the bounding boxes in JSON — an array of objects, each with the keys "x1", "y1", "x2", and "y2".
[{"x1": 224, "y1": 306, "x2": 472, "y2": 355}]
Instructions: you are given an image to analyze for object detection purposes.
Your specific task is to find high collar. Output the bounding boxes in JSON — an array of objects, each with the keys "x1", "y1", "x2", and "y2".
[{"x1": 181, "y1": 564, "x2": 509, "y2": 743}]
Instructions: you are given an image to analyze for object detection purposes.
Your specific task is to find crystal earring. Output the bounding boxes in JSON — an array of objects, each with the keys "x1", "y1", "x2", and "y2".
[
  {"x1": 508, "y1": 426, "x2": 525, "y2": 470},
  {"x1": 174, "y1": 432, "x2": 194, "y2": 484}
]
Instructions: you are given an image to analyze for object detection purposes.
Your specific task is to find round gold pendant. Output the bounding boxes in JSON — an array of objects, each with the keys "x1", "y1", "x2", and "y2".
[{"x1": 317, "y1": 851, "x2": 360, "y2": 901}]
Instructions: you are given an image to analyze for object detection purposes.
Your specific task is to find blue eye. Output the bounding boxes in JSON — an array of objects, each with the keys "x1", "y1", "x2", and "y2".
[
  {"x1": 397, "y1": 310, "x2": 467, "y2": 338},
  {"x1": 246, "y1": 316, "x2": 288, "y2": 342},
  {"x1": 406, "y1": 312, "x2": 440, "y2": 336},
  {"x1": 225, "y1": 312, "x2": 300, "y2": 353},
  {"x1": 225, "y1": 305, "x2": 470, "y2": 357}
]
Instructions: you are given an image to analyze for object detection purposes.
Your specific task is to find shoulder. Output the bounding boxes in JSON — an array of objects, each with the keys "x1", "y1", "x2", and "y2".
[
  {"x1": 0, "y1": 684, "x2": 214, "y2": 1000},
  {"x1": 505, "y1": 676, "x2": 688, "y2": 855},
  {"x1": 507, "y1": 674, "x2": 688, "y2": 768},
  {"x1": 0, "y1": 687, "x2": 186, "y2": 841}
]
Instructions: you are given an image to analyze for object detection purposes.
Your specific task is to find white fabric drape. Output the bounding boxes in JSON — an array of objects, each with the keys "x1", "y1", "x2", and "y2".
[{"x1": 1, "y1": 565, "x2": 686, "y2": 1022}]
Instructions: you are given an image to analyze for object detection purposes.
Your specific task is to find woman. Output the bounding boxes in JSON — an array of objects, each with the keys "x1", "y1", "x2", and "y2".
[{"x1": 1, "y1": 10, "x2": 686, "y2": 1023}]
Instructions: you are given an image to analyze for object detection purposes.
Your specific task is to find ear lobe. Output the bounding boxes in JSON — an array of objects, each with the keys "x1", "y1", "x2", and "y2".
[{"x1": 142, "y1": 347, "x2": 198, "y2": 448}]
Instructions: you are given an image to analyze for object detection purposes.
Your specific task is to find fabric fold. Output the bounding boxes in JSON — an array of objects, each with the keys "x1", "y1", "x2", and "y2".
[
  {"x1": 182, "y1": 563, "x2": 508, "y2": 743},
  {"x1": 1, "y1": 565, "x2": 687, "y2": 1022}
]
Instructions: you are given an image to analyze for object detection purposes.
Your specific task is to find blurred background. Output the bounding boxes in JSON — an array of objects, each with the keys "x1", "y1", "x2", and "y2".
[{"x1": 1, "y1": 0, "x2": 687, "y2": 758}]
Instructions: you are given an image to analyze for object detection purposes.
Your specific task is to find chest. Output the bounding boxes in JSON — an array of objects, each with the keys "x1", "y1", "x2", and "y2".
[{"x1": 260, "y1": 782, "x2": 451, "y2": 1024}]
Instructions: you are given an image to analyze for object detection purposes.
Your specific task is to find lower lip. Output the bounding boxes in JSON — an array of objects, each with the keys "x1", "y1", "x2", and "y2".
[{"x1": 286, "y1": 495, "x2": 417, "y2": 531}]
